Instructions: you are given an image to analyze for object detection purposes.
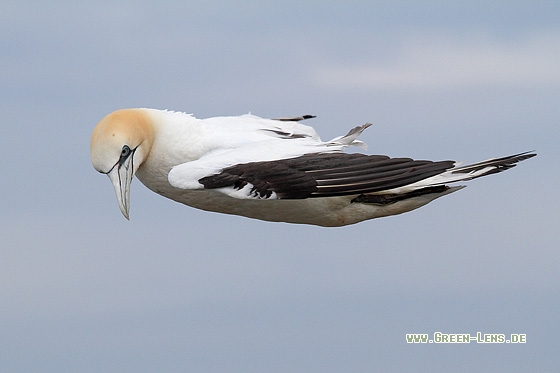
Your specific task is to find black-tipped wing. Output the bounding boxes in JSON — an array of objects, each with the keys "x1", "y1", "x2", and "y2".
[
  {"x1": 198, "y1": 153, "x2": 455, "y2": 199},
  {"x1": 273, "y1": 115, "x2": 316, "y2": 122},
  {"x1": 451, "y1": 151, "x2": 536, "y2": 177}
]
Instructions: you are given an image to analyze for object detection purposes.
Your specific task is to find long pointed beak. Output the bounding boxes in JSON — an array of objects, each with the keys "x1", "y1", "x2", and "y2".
[{"x1": 107, "y1": 156, "x2": 134, "y2": 220}]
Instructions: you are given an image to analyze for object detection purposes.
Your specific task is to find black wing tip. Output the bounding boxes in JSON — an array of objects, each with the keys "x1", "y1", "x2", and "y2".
[
  {"x1": 516, "y1": 151, "x2": 537, "y2": 160},
  {"x1": 451, "y1": 150, "x2": 536, "y2": 176},
  {"x1": 274, "y1": 115, "x2": 316, "y2": 122},
  {"x1": 498, "y1": 151, "x2": 537, "y2": 165}
]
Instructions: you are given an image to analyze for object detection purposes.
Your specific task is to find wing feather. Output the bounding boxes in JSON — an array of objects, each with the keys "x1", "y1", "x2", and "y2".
[{"x1": 198, "y1": 153, "x2": 455, "y2": 200}]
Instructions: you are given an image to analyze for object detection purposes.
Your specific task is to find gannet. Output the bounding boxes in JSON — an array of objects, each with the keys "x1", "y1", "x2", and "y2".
[{"x1": 90, "y1": 108, "x2": 536, "y2": 226}]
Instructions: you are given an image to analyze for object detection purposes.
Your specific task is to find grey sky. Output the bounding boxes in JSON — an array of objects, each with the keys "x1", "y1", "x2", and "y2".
[{"x1": 1, "y1": 1, "x2": 558, "y2": 371}]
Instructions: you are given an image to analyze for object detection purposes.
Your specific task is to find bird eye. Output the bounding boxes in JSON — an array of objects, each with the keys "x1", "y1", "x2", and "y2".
[{"x1": 121, "y1": 145, "x2": 131, "y2": 158}]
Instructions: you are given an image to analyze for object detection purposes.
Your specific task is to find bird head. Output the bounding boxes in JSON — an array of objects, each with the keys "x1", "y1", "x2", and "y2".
[{"x1": 90, "y1": 109, "x2": 154, "y2": 219}]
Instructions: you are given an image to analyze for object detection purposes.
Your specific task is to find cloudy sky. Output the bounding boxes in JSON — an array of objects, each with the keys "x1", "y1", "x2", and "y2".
[{"x1": 1, "y1": 1, "x2": 559, "y2": 371}]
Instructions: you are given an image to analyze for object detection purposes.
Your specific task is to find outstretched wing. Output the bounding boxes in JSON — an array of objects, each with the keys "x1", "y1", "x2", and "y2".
[{"x1": 198, "y1": 153, "x2": 455, "y2": 200}]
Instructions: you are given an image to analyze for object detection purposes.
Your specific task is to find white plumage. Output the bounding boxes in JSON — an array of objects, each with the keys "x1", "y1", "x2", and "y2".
[{"x1": 90, "y1": 108, "x2": 535, "y2": 226}]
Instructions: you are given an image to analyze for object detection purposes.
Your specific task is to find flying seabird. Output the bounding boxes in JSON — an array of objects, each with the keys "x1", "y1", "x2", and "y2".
[{"x1": 90, "y1": 109, "x2": 536, "y2": 226}]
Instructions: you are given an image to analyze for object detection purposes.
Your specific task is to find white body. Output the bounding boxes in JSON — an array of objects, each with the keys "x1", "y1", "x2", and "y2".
[{"x1": 133, "y1": 110, "x2": 452, "y2": 225}]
